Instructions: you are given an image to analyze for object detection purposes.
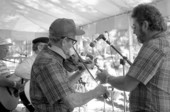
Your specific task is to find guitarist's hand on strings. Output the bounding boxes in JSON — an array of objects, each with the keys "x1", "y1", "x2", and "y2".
[
  {"x1": 12, "y1": 81, "x2": 24, "y2": 97},
  {"x1": 13, "y1": 81, "x2": 23, "y2": 90}
]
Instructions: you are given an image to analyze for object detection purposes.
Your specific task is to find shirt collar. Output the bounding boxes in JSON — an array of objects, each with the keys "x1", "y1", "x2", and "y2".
[
  {"x1": 152, "y1": 32, "x2": 165, "y2": 39},
  {"x1": 48, "y1": 45, "x2": 66, "y2": 59}
]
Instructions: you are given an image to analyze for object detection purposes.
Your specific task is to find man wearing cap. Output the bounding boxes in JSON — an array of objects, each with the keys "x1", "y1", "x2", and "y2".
[
  {"x1": 30, "y1": 18, "x2": 108, "y2": 112},
  {"x1": 15, "y1": 37, "x2": 49, "y2": 80},
  {"x1": 0, "y1": 38, "x2": 22, "y2": 112}
]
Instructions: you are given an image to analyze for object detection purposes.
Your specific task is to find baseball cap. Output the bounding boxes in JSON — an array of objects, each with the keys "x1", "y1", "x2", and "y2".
[
  {"x1": 0, "y1": 38, "x2": 12, "y2": 46},
  {"x1": 32, "y1": 37, "x2": 49, "y2": 44},
  {"x1": 49, "y1": 18, "x2": 85, "y2": 40}
]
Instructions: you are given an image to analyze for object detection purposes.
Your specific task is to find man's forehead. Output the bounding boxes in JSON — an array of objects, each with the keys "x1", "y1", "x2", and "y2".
[{"x1": 132, "y1": 18, "x2": 137, "y2": 23}]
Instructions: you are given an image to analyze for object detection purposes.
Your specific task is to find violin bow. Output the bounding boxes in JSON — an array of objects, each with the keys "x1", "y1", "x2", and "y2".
[{"x1": 72, "y1": 46, "x2": 97, "y2": 82}]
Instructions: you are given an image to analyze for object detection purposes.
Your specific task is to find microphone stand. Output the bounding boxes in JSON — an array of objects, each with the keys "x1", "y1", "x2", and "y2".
[
  {"x1": 102, "y1": 37, "x2": 132, "y2": 65},
  {"x1": 101, "y1": 37, "x2": 132, "y2": 112},
  {"x1": 120, "y1": 59, "x2": 127, "y2": 112}
]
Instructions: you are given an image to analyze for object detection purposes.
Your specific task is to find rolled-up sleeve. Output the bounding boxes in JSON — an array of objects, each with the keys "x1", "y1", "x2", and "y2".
[{"x1": 36, "y1": 62, "x2": 73, "y2": 105}]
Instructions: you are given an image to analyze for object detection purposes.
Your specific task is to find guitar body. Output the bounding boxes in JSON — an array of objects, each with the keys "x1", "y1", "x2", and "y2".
[
  {"x1": 0, "y1": 87, "x2": 19, "y2": 110},
  {"x1": 24, "y1": 80, "x2": 31, "y2": 103}
]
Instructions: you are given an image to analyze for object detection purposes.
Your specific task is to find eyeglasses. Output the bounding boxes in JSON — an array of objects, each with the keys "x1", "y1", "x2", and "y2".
[
  {"x1": 67, "y1": 37, "x2": 77, "y2": 45},
  {"x1": 61, "y1": 36, "x2": 77, "y2": 45}
]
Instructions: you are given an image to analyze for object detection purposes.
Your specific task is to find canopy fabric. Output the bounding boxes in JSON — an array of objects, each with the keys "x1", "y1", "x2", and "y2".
[{"x1": 0, "y1": 0, "x2": 168, "y2": 40}]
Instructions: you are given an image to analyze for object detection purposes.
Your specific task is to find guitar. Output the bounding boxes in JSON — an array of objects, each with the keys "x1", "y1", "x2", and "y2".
[
  {"x1": 0, "y1": 75, "x2": 20, "y2": 110},
  {"x1": 24, "y1": 80, "x2": 31, "y2": 103},
  {"x1": 0, "y1": 86, "x2": 19, "y2": 110}
]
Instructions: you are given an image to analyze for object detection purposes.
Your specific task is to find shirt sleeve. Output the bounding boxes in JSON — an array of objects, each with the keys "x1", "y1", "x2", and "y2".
[
  {"x1": 127, "y1": 42, "x2": 165, "y2": 85},
  {"x1": 15, "y1": 58, "x2": 33, "y2": 79},
  {"x1": 35, "y1": 62, "x2": 73, "y2": 105}
]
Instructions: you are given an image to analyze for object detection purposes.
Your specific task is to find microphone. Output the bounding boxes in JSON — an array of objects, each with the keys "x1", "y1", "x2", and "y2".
[{"x1": 90, "y1": 34, "x2": 105, "y2": 47}]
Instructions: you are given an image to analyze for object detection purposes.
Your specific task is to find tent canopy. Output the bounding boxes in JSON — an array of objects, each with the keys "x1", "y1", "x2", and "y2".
[{"x1": 0, "y1": 0, "x2": 165, "y2": 40}]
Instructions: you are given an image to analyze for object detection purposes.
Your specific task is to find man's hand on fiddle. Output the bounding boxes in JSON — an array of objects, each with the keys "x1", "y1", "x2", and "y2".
[{"x1": 77, "y1": 62, "x2": 86, "y2": 72}]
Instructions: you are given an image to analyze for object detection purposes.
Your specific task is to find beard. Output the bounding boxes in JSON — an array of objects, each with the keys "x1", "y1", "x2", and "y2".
[{"x1": 137, "y1": 28, "x2": 146, "y2": 44}]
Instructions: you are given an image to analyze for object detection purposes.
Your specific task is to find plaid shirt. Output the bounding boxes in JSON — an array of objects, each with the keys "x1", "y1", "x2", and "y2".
[
  {"x1": 127, "y1": 32, "x2": 170, "y2": 112},
  {"x1": 30, "y1": 46, "x2": 74, "y2": 112}
]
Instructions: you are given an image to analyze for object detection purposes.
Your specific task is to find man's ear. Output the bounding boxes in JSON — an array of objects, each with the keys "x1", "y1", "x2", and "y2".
[
  {"x1": 62, "y1": 37, "x2": 68, "y2": 47},
  {"x1": 142, "y1": 21, "x2": 149, "y2": 31}
]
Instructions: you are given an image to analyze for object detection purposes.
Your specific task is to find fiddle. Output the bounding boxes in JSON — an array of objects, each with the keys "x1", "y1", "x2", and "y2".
[{"x1": 63, "y1": 54, "x2": 94, "y2": 72}]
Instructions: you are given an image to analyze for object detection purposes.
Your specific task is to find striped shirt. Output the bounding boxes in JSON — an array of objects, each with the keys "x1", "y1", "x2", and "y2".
[
  {"x1": 127, "y1": 32, "x2": 170, "y2": 112},
  {"x1": 30, "y1": 46, "x2": 74, "y2": 112},
  {"x1": 0, "y1": 61, "x2": 10, "y2": 78}
]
